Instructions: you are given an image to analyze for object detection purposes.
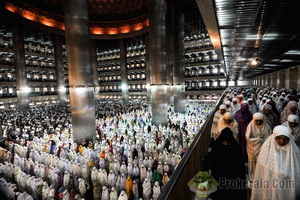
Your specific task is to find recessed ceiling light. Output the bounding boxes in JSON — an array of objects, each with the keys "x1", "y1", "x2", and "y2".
[{"x1": 284, "y1": 50, "x2": 300, "y2": 55}]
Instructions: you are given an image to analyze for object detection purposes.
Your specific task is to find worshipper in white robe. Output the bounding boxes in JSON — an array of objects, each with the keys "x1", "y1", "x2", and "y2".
[
  {"x1": 259, "y1": 97, "x2": 267, "y2": 111},
  {"x1": 118, "y1": 191, "x2": 128, "y2": 200},
  {"x1": 247, "y1": 98, "x2": 258, "y2": 114},
  {"x1": 108, "y1": 170, "x2": 116, "y2": 188},
  {"x1": 231, "y1": 98, "x2": 241, "y2": 113},
  {"x1": 152, "y1": 181, "x2": 161, "y2": 200},
  {"x1": 101, "y1": 186, "x2": 109, "y2": 200},
  {"x1": 78, "y1": 178, "x2": 86, "y2": 198},
  {"x1": 216, "y1": 112, "x2": 239, "y2": 141},
  {"x1": 280, "y1": 100, "x2": 300, "y2": 124},
  {"x1": 91, "y1": 167, "x2": 98, "y2": 185},
  {"x1": 225, "y1": 100, "x2": 234, "y2": 113},
  {"x1": 110, "y1": 187, "x2": 118, "y2": 200},
  {"x1": 245, "y1": 113, "x2": 271, "y2": 180},
  {"x1": 211, "y1": 105, "x2": 227, "y2": 139},
  {"x1": 282, "y1": 114, "x2": 300, "y2": 148},
  {"x1": 276, "y1": 95, "x2": 285, "y2": 112},
  {"x1": 142, "y1": 178, "x2": 152, "y2": 200},
  {"x1": 251, "y1": 125, "x2": 300, "y2": 200}
]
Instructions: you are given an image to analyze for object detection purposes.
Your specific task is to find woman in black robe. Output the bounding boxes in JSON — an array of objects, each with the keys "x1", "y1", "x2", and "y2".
[{"x1": 204, "y1": 127, "x2": 247, "y2": 200}]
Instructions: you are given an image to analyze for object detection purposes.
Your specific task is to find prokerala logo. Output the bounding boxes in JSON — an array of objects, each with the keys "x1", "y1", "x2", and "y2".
[{"x1": 188, "y1": 171, "x2": 218, "y2": 198}]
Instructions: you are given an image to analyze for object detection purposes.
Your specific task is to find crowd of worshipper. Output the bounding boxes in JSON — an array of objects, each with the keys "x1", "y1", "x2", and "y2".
[
  {"x1": 0, "y1": 99, "x2": 215, "y2": 200},
  {"x1": 205, "y1": 86, "x2": 300, "y2": 200}
]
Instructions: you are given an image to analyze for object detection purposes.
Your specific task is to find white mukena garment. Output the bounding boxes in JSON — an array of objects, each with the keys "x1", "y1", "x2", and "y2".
[{"x1": 251, "y1": 125, "x2": 300, "y2": 200}]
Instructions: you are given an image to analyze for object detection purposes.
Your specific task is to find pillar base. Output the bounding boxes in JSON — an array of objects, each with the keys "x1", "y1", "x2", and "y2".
[
  {"x1": 174, "y1": 85, "x2": 185, "y2": 113},
  {"x1": 151, "y1": 85, "x2": 168, "y2": 125},
  {"x1": 69, "y1": 87, "x2": 96, "y2": 143}
]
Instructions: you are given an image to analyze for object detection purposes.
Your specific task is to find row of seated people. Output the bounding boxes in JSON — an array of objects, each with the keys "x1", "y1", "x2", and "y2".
[{"x1": 204, "y1": 86, "x2": 300, "y2": 200}]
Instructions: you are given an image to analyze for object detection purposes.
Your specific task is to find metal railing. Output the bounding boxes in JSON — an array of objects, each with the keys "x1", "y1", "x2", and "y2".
[{"x1": 158, "y1": 89, "x2": 227, "y2": 200}]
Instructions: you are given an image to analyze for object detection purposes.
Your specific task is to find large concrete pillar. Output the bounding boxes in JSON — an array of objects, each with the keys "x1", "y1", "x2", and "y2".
[
  {"x1": 64, "y1": 0, "x2": 95, "y2": 143},
  {"x1": 298, "y1": 66, "x2": 300, "y2": 90},
  {"x1": 149, "y1": 0, "x2": 168, "y2": 125},
  {"x1": 285, "y1": 69, "x2": 290, "y2": 89},
  {"x1": 289, "y1": 67, "x2": 297, "y2": 90},
  {"x1": 91, "y1": 41, "x2": 100, "y2": 101},
  {"x1": 12, "y1": 24, "x2": 29, "y2": 111},
  {"x1": 166, "y1": 1, "x2": 174, "y2": 106},
  {"x1": 279, "y1": 71, "x2": 285, "y2": 88},
  {"x1": 120, "y1": 39, "x2": 129, "y2": 102},
  {"x1": 266, "y1": 74, "x2": 270, "y2": 87},
  {"x1": 276, "y1": 72, "x2": 280, "y2": 88},
  {"x1": 54, "y1": 34, "x2": 67, "y2": 105},
  {"x1": 173, "y1": 0, "x2": 185, "y2": 113},
  {"x1": 145, "y1": 33, "x2": 151, "y2": 102}
]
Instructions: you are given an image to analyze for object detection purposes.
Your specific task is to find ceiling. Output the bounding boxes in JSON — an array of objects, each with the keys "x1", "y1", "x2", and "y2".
[
  {"x1": 213, "y1": 0, "x2": 300, "y2": 79},
  {"x1": 10, "y1": 0, "x2": 148, "y2": 21},
  {"x1": 3, "y1": 0, "x2": 300, "y2": 80}
]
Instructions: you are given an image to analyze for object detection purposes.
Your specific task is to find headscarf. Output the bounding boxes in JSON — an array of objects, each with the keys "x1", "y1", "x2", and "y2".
[
  {"x1": 262, "y1": 104, "x2": 280, "y2": 130},
  {"x1": 251, "y1": 125, "x2": 300, "y2": 200},
  {"x1": 210, "y1": 127, "x2": 246, "y2": 199},
  {"x1": 234, "y1": 103, "x2": 253, "y2": 162},
  {"x1": 216, "y1": 112, "x2": 239, "y2": 141},
  {"x1": 245, "y1": 113, "x2": 271, "y2": 179},
  {"x1": 280, "y1": 101, "x2": 300, "y2": 124},
  {"x1": 282, "y1": 114, "x2": 300, "y2": 146}
]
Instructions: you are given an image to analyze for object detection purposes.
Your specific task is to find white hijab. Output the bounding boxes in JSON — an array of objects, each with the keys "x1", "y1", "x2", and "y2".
[
  {"x1": 246, "y1": 113, "x2": 272, "y2": 162},
  {"x1": 251, "y1": 125, "x2": 300, "y2": 200}
]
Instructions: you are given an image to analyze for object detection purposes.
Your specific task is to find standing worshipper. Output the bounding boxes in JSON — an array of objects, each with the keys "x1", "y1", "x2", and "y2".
[
  {"x1": 234, "y1": 103, "x2": 253, "y2": 162},
  {"x1": 280, "y1": 100, "x2": 300, "y2": 124},
  {"x1": 245, "y1": 113, "x2": 271, "y2": 180},
  {"x1": 216, "y1": 112, "x2": 239, "y2": 141},
  {"x1": 204, "y1": 128, "x2": 246, "y2": 200},
  {"x1": 262, "y1": 104, "x2": 280, "y2": 130},
  {"x1": 282, "y1": 114, "x2": 300, "y2": 148},
  {"x1": 231, "y1": 98, "x2": 240, "y2": 114},
  {"x1": 247, "y1": 98, "x2": 258, "y2": 114},
  {"x1": 251, "y1": 125, "x2": 300, "y2": 200},
  {"x1": 211, "y1": 105, "x2": 226, "y2": 140}
]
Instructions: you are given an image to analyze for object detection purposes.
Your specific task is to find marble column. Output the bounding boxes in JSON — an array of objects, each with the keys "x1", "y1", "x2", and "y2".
[
  {"x1": 12, "y1": 24, "x2": 29, "y2": 111},
  {"x1": 279, "y1": 71, "x2": 285, "y2": 88},
  {"x1": 54, "y1": 34, "x2": 67, "y2": 105},
  {"x1": 298, "y1": 66, "x2": 300, "y2": 90},
  {"x1": 173, "y1": 0, "x2": 185, "y2": 113},
  {"x1": 64, "y1": 0, "x2": 96, "y2": 143},
  {"x1": 149, "y1": 0, "x2": 168, "y2": 125},
  {"x1": 166, "y1": 2, "x2": 174, "y2": 106},
  {"x1": 289, "y1": 67, "x2": 297, "y2": 90},
  {"x1": 145, "y1": 33, "x2": 151, "y2": 102},
  {"x1": 91, "y1": 40, "x2": 100, "y2": 101},
  {"x1": 120, "y1": 39, "x2": 129, "y2": 102}
]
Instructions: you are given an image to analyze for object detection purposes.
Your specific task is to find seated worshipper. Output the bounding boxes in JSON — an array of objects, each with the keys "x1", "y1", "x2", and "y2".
[
  {"x1": 204, "y1": 128, "x2": 247, "y2": 200},
  {"x1": 280, "y1": 100, "x2": 300, "y2": 124},
  {"x1": 211, "y1": 105, "x2": 226, "y2": 140},
  {"x1": 251, "y1": 126, "x2": 300, "y2": 200},
  {"x1": 245, "y1": 113, "x2": 271, "y2": 180},
  {"x1": 247, "y1": 98, "x2": 258, "y2": 114},
  {"x1": 235, "y1": 103, "x2": 253, "y2": 162},
  {"x1": 259, "y1": 97, "x2": 267, "y2": 112},
  {"x1": 216, "y1": 112, "x2": 239, "y2": 141},
  {"x1": 282, "y1": 114, "x2": 300, "y2": 148},
  {"x1": 262, "y1": 104, "x2": 280, "y2": 130}
]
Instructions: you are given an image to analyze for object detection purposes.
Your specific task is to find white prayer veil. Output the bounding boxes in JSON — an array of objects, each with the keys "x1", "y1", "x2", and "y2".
[{"x1": 251, "y1": 125, "x2": 300, "y2": 200}]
